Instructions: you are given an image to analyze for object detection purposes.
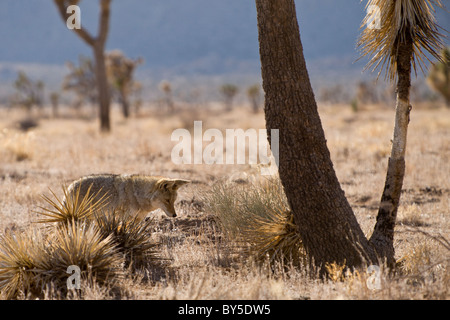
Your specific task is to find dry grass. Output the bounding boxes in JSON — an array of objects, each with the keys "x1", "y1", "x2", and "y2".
[
  {"x1": 205, "y1": 178, "x2": 305, "y2": 267},
  {"x1": 0, "y1": 101, "x2": 449, "y2": 300},
  {"x1": 0, "y1": 223, "x2": 122, "y2": 300}
]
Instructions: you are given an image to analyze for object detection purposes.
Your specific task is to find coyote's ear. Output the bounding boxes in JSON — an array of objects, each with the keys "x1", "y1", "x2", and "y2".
[
  {"x1": 157, "y1": 178, "x2": 190, "y2": 191},
  {"x1": 156, "y1": 178, "x2": 171, "y2": 191},
  {"x1": 172, "y1": 179, "x2": 190, "y2": 190}
]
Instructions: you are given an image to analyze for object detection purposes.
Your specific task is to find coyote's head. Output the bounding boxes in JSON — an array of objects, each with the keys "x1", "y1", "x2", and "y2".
[{"x1": 154, "y1": 178, "x2": 190, "y2": 217}]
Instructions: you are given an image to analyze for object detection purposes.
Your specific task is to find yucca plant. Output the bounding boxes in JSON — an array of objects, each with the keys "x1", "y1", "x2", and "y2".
[
  {"x1": 94, "y1": 211, "x2": 160, "y2": 269},
  {"x1": 36, "y1": 184, "x2": 109, "y2": 226},
  {"x1": 36, "y1": 183, "x2": 160, "y2": 270},
  {"x1": 0, "y1": 229, "x2": 51, "y2": 299},
  {"x1": 205, "y1": 178, "x2": 304, "y2": 267},
  {"x1": 358, "y1": 0, "x2": 446, "y2": 264},
  {"x1": 47, "y1": 222, "x2": 123, "y2": 291},
  {"x1": 0, "y1": 223, "x2": 123, "y2": 300},
  {"x1": 359, "y1": 0, "x2": 445, "y2": 81}
]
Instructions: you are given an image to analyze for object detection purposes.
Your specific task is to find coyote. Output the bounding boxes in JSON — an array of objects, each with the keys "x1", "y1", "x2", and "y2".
[{"x1": 64, "y1": 174, "x2": 190, "y2": 220}]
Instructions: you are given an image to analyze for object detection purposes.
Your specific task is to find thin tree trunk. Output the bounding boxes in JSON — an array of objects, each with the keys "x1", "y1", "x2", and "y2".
[
  {"x1": 119, "y1": 89, "x2": 130, "y2": 118},
  {"x1": 369, "y1": 32, "x2": 413, "y2": 266},
  {"x1": 251, "y1": 98, "x2": 259, "y2": 113},
  {"x1": 255, "y1": 0, "x2": 378, "y2": 273},
  {"x1": 96, "y1": 0, "x2": 111, "y2": 131},
  {"x1": 94, "y1": 43, "x2": 111, "y2": 131}
]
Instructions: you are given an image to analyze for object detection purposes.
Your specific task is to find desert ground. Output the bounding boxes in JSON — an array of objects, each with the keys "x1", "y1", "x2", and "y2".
[{"x1": 0, "y1": 100, "x2": 449, "y2": 300}]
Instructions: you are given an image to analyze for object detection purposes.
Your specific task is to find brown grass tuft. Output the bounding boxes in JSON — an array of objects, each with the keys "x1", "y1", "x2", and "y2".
[{"x1": 205, "y1": 177, "x2": 305, "y2": 266}]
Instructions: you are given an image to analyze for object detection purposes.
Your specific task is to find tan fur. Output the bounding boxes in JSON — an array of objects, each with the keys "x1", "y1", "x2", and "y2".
[{"x1": 64, "y1": 174, "x2": 190, "y2": 220}]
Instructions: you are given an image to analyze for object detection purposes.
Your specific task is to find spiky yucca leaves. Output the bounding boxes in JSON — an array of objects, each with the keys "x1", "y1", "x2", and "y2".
[
  {"x1": 94, "y1": 211, "x2": 160, "y2": 269},
  {"x1": 37, "y1": 184, "x2": 159, "y2": 269},
  {"x1": 0, "y1": 224, "x2": 122, "y2": 300},
  {"x1": 0, "y1": 229, "x2": 51, "y2": 299},
  {"x1": 48, "y1": 222, "x2": 123, "y2": 290},
  {"x1": 36, "y1": 185, "x2": 109, "y2": 225},
  {"x1": 205, "y1": 178, "x2": 304, "y2": 267},
  {"x1": 358, "y1": 0, "x2": 445, "y2": 81}
]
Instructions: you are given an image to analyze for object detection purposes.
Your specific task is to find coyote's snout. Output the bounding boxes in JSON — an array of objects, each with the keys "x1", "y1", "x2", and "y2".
[{"x1": 64, "y1": 174, "x2": 190, "y2": 220}]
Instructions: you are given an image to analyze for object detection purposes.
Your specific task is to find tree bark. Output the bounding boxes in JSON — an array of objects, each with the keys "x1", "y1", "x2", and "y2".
[
  {"x1": 369, "y1": 32, "x2": 413, "y2": 267},
  {"x1": 97, "y1": 0, "x2": 112, "y2": 131},
  {"x1": 255, "y1": 0, "x2": 378, "y2": 273},
  {"x1": 94, "y1": 42, "x2": 111, "y2": 132}
]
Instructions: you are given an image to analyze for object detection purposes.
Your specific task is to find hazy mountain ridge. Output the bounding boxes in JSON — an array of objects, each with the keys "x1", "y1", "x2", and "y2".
[{"x1": 0, "y1": 0, "x2": 448, "y2": 99}]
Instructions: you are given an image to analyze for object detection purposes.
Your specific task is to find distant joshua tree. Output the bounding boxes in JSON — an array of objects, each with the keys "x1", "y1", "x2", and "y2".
[
  {"x1": 50, "y1": 92, "x2": 60, "y2": 118},
  {"x1": 54, "y1": 0, "x2": 112, "y2": 132},
  {"x1": 106, "y1": 50, "x2": 143, "y2": 118},
  {"x1": 247, "y1": 84, "x2": 262, "y2": 113},
  {"x1": 427, "y1": 47, "x2": 450, "y2": 107},
  {"x1": 65, "y1": 53, "x2": 143, "y2": 118},
  {"x1": 318, "y1": 84, "x2": 348, "y2": 104},
  {"x1": 355, "y1": 80, "x2": 379, "y2": 107},
  {"x1": 11, "y1": 71, "x2": 45, "y2": 113},
  {"x1": 63, "y1": 56, "x2": 98, "y2": 112},
  {"x1": 220, "y1": 84, "x2": 239, "y2": 111},
  {"x1": 158, "y1": 80, "x2": 175, "y2": 112}
]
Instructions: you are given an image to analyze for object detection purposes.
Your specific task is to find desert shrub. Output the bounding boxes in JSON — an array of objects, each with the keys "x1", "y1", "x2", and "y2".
[
  {"x1": 0, "y1": 130, "x2": 35, "y2": 162},
  {"x1": 0, "y1": 228, "x2": 51, "y2": 299},
  {"x1": 36, "y1": 185, "x2": 109, "y2": 226},
  {"x1": 219, "y1": 83, "x2": 239, "y2": 111},
  {"x1": 48, "y1": 222, "x2": 123, "y2": 292},
  {"x1": 0, "y1": 223, "x2": 121, "y2": 300},
  {"x1": 11, "y1": 71, "x2": 44, "y2": 113},
  {"x1": 205, "y1": 177, "x2": 305, "y2": 267},
  {"x1": 94, "y1": 211, "x2": 161, "y2": 269}
]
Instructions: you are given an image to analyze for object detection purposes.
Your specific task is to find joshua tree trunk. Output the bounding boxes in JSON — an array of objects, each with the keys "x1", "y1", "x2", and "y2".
[
  {"x1": 119, "y1": 89, "x2": 130, "y2": 118},
  {"x1": 369, "y1": 31, "x2": 413, "y2": 266},
  {"x1": 94, "y1": 42, "x2": 111, "y2": 131},
  {"x1": 357, "y1": 0, "x2": 445, "y2": 267},
  {"x1": 96, "y1": 0, "x2": 112, "y2": 131},
  {"x1": 54, "y1": 0, "x2": 112, "y2": 132},
  {"x1": 255, "y1": 0, "x2": 379, "y2": 272}
]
